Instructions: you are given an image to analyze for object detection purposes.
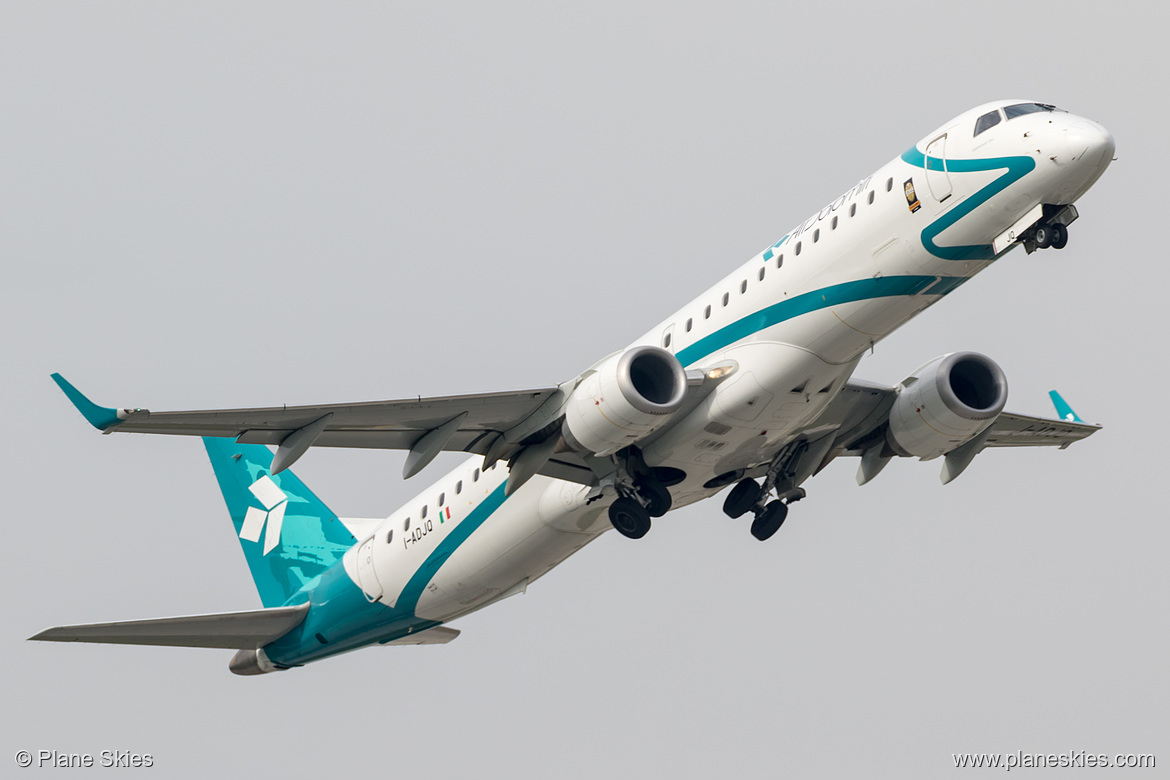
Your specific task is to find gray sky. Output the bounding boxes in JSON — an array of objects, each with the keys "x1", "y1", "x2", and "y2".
[{"x1": 3, "y1": 3, "x2": 1166, "y2": 777}]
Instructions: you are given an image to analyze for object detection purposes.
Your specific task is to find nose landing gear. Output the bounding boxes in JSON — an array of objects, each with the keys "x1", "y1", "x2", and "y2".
[
  {"x1": 1033, "y1": 222, "x2": 1068, "y2": 250},
  {"x1": 1027, "y1": 204, "x2": 1077, "y2": 252}
]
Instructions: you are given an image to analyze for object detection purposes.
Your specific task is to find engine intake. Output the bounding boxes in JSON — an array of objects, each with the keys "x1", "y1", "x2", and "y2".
[
  {"x1": 888, "y1": 352, "x2": 1008, "y2": 459},
  {"x1": 562, "y1": 346, "x2": 687, "y2": 456}
]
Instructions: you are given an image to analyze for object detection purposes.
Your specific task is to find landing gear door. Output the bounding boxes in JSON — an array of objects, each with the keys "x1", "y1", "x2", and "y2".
[
  {"x1": 356, "y1": 537, "x2": 383, "y2": 602},
  {"x1": 924, "y1": 134, "x2": 952, "y2": 203}
]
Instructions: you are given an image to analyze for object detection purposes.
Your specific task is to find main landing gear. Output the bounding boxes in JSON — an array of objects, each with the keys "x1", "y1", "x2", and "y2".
[
  {"x1": 722, "y1": 477, "x2": 804, "y2": 541},
  {"x1": 606, "y1": 448, "x2": 675, "y2": 539}
]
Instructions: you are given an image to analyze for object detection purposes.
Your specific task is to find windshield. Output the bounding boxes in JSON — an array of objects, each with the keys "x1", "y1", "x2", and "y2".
[{"x1": 1004, "y1": 103, "x2": 1062, "y2": 120}]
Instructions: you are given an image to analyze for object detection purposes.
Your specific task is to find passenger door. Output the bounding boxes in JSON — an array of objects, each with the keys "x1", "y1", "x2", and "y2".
[{"x1": 924, "y1": 134, "x2": 952, "y2": 203}]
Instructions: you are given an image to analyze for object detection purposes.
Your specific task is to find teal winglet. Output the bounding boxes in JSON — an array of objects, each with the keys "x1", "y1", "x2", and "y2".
[
  {"x1": 51, "y1": 373, "x2": 122, "y2": 430},
  {"x1": 1048, "y1": 390, "x2": 1083, "y2": 423}
]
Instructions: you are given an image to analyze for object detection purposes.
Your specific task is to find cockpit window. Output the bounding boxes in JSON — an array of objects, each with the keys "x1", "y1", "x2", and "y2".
[
  {"x1": 974, "y1": 110, "x2": 1002, "y2": 136},
  {"x1": 1004, "y1": 103, "x2": 1061, "y2": 120}
]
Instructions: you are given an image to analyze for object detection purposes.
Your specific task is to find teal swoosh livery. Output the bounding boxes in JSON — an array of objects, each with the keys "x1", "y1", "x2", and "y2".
[
  {"x1": 395, "y1": 483, "x2": 509, "y2": 615},
  {"x1": 900, "y1": 147, "x2": 1036, "y2": 261},
  {"x1": 264, "y1": 482, "x2": 511, "y2": 666},
  {"x1": 675, "y1": 275, "x2": 940, "y2": 367}
]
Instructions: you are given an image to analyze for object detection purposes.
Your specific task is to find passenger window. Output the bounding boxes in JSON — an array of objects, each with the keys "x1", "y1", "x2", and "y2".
[
  {"x1": 849, "y1": 203, "x2": 856, "y2": 217},
  {"x1": 386, "y1": 529, "x2": 393, "y2": 544},
  {"x1": 473, "y1": 468, "x2": 480, "y2": 482},
  {"x1": 831, "y1": 216, "x2": 838, "y2": 229},
  {"x1": 722, "y1": 292, "x2": 729, "y2": 306},
  {"x1": 421, "y1": 505, "x2": 428, "y2": 519},
  {"x1": 776, "y1": 254, "x2": 783, "y2": 268},
  {"x1": 685, "y1": 318, "x2": 693, "y2": 332},
  {"x1": 404, "y1": 517, "x2": 411, "y2": 532},
  {"x1": 867, "y1": 191, "x2": 874, "y2": 204},
  {"x1": 974, "y1": 110, "x2": 1002, "y2": 136},
  {"x1": 757, "y1": 267, "x2": 765, "y2": 281},
  {"x1": 705, "y1": 305, "x2": 711, "y2": 319},
  {"x1": 740, "y1": 280, "x2": 747, "y2": 294},
  {"x1": 795, "y1": 241, "x2": 802, "y2": 255},
  {"x1": 456, "y1": 480, "x2": 462, "y2": 494},
  {"x1": 663, "y1": 332, "x2": 672, "y2": 348},
  {"x1": 813, "y1": 229, "x2": 820, "y2": 243},
  {"x1": 886, "y1": 178, "x2": 893, "y2": 192},
  {"x1": 438, "y1": 492, "x2": 445, "y2": 506}
]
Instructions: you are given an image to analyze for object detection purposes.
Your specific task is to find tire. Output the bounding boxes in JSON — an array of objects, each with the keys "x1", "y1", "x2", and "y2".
[
  {"x1": 750, "y1": 501, "x2": 788, "y2": 541},
  {"x1": 637, "y1": 479, "x2": 672, "y2": 518},
  {"x1": 1050, "y1": 223, "x2": 1068, "y2": 249},
  {"x1": 723, "y1": 479, "x2": 762, "y2": 519},
  {"x1": 609, "y1": 497, "x2": 651, "y2": 539},
  {"x1": 1034, "y1": 224, "x2": 1052, "y2": 249}
]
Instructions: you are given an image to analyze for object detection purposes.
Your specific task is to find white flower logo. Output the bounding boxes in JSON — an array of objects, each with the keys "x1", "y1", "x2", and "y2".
[{"x1": 238, "y1": 475, "x2": 289, "y2": 555}]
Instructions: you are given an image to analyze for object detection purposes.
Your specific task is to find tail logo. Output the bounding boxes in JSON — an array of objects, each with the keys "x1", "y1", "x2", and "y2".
[{"x1": 238, "y1": 475, "x2": 289, "y2": 555}]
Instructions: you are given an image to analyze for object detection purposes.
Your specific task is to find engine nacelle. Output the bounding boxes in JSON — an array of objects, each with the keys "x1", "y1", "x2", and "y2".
[
  {"x1": 887, "y1": 352, "x2": 1008, "y2": 459},
  {"x1": 562, "y1": 346, "x2": 687, "y2": 457}
]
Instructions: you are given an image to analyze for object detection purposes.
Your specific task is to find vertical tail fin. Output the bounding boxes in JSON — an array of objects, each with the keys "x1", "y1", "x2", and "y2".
[{"x1": 203, "y1": 438, "x2": 357, "y2": 608}]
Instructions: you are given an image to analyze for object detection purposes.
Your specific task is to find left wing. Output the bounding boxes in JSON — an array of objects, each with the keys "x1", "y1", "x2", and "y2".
[{"x1": 789, "y1": 381, "x2": 1099, "y2": 485}]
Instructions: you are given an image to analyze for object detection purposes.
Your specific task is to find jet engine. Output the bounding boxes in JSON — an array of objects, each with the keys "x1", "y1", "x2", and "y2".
[
  {"x1": 887, "y1": 352, "x2": 1008, "y2": 459},
  {"x1": 562, "y1": 346, "x2": 688, "y2": 457}
]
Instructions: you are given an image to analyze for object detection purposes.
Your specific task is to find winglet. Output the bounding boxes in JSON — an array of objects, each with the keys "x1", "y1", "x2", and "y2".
[
  {"x1": 51, "y1": 373, "x2": 123, "y2": 430},
  {"x1": 1048, "y1": 390, "x2": 1084, "y2": 423}
]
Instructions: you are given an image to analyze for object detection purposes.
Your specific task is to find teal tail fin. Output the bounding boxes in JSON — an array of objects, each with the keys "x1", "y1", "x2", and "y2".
[{"x1": 203, "y1": 438, "x2": 357, "y2": 608}]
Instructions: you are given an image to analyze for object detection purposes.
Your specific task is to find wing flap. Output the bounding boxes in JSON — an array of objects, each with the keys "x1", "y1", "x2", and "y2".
[{"x1": 29, "y1": 603, "x2": 310, "y2": 650}]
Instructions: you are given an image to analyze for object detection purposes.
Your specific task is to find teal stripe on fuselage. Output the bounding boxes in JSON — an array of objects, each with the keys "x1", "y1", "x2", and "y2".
[
  {"x1": 674, "y1": 275, "x2": 938, "y2": 367},
  {"x1": 395, "y1": 482, "x2": 509, "y2": 615},
  {"x1": 265, "y1": 481, "x2": 510, "y2": 665},
  {"x1": 900, "y1": 147, "x2": 1035, "y2": 261}
]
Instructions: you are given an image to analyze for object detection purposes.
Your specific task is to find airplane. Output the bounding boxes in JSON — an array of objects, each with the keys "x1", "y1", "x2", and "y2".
[{"x1": 33, "y1": 100, "x2": 1114, "y2": 674}]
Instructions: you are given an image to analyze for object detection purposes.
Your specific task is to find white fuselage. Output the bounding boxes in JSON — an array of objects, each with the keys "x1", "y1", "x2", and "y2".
[{"x1": 333, "y1": 101, "x2": 1113, "y2": 647}]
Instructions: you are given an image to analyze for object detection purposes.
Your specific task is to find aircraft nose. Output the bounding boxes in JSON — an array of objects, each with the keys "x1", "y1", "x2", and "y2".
[{"x1": 1064, "y1": 119, "x2": 1115, "y2": 172}]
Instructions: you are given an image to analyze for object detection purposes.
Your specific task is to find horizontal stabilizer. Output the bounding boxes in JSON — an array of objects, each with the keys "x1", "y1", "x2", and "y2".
[
  {"x1": 383, "y1": 626, "x2": 461, "y2": 646},
  {"x1": 30, "y1": 603, "x2": 309, "y2": 649}
]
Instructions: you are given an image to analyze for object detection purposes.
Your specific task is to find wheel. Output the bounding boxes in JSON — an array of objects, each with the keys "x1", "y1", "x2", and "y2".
[
  {"x1": 723, "y1": 478, "x2": 762, "y2": 519},
  {"x1": 1034, "y1": 224, "x2": 1052, "y2": 249},
  {"x1": 609, "y1": 497, "x2": 651, "y2": 539},
  {"x1": 637, "y1": 479, "x2": 672, "y2": 518},
  {"x1": 750, "y1": 501, "x2": 788, "y2": 541},
  {"x1": 1050, "y1": 223, "x2": 1068, "y2": 249}
]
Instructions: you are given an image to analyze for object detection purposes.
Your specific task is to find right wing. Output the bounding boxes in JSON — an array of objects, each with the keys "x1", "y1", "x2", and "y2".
[{"x1": 52, "y1": 373, "x2": 576, "y2": 479}]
